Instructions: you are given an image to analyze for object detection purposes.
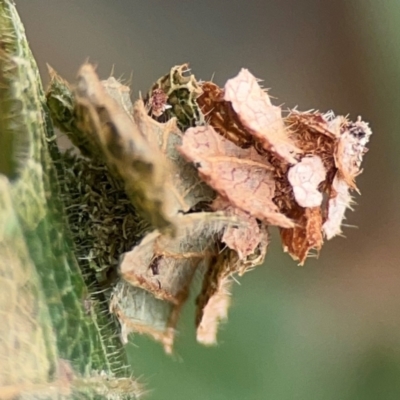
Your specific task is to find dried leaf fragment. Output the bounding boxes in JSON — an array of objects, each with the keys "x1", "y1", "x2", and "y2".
[
  {"x1": 48, "y1": 59, "x2": 373, "y2": 358},
  {"x1": 280, "y1": 206, "x2": 323, "y2": 265},
  {"x1": 334, "y1": 117, "x2": 372, "y2": 189},
  {"x1": 322, "y1": 174, "x2": 353, "y2": 240},
  {"x1": 101, "y1": 76, "x2": 133, "y2": 118},
  {"x1": 110, "y1": 280, "x2": 177, "y2": 354},
  {"x1": 283, "y1": 110, "x2": 337, "y2": 178},
  {"x1": 197, "y1": 81, "x2": 254, "y2": 147},
  {"x1": 119, "y1": 212, "x2": 237, "y2": 305},
  {"x1": 179, "y1": 125, "x2": 294, "y2": 228},
  {"x1": 288, "y1": 155, "x2": 326, "y2": 208},
  {"x1": 196, "y1": 249, "x2": 237, "y2": 345},
  {"x1": 275, "y1": 111, "x2": 372, "y2": 261},
  {"x1": 133, "y1": 100, "x2": 214, "y2": 214},
  {"x1": 117, "y1": 212, "x2": 238, "y2": 352},
  {"x1": 211, "y1": 196, "x2": 262, "y2": 260},
  {"x1": 74, "y1": 63, "x2": 176, "y2": 232},
  {"x1": 288, "y1": 109, "x2": 339, "y2": 139},
  {"x1": 196, "y1": 274, "x2": 232, "y2": 346},
  {"x1": 224, "y1": 68, "x2": 301, "y2": 163}
]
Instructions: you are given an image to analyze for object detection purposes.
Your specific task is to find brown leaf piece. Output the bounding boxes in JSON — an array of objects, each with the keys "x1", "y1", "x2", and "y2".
[
  {"x1": 196, "y1": 274, "x2": 233, "y2": 346},
  {"x1": 334, "y1": 116, "x2": 372, "y2": 189},
  {"x1": 118, "y1": 212, "x2": 238, "y2": 352},
  {"x1": 179, "y1": 125, "x2": 294, "y2": 228},
  {"x1": 197, "y1": 81, "x2": 254, "y2": 147},
  {"x1": 119, "y1": 212, "x2": 237, "y2": 305},
  {"x1": 280, "y1": 206, "x2": 324, "y2": 265},
  {"x1": 254, "y1": 110, "x2": 337, "y2": 217},
  {"x1": 211, "y1": 196, "x2": 263, "y2": 261},
  {"x1": 196, "y1": 249, "x2": 237, "y2": 346},
  {"x1": 288, "y1": 109, "x2": 339, "y2": 139},
  {"x1": 195, "y1": 212, "x2": 270, "y2": 345},
  {"x1": 287, "y1": 155, "x2": 326, "y2": 208},
  {"x1": 322, "y1": 174, "x2": 353, "y2": 240},
  {"x1": 235, "y1": 225, "x2": 270, "y2": 276},
  {"x1": 132, "y1": 100, "x2": 214, "y2": 214},
  {"x1": 272, "y1": 111, "x2": 341, "y2": 262},
  {"x1": 224, "y1": 68, "x2": 301, "y2": 164},
  {"x1": 278, "y1": 111, "x2": 372, "y2": 259},
  {"x1": 109, "y1": 280, "x2": 177, "y2": 354},
  {"x1": 74, "y1": 63, "x2": 176, "y2": 232},
  {"x1": 101, "y1": 76, "x2": 134, "y2": 119}
]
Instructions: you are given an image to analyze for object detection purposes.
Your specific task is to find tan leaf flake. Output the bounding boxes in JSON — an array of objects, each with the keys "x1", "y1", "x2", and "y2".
[
  {"x1": 280, "y1": 206, "x2": 323, "y2": 265},
  {"x1": 196, "y1": 275, "x2": 232, "y2": 346},
  {"x1": 211, "y1": 196, "x2": 262, "y2": 260},
  {"x1": 101, "y1": 77, "x2": 133, "y2": 119},
  {"x1": 133, "y1": 100, "x2": 214, "y2": 214},
  {"x1": 197, "y1": 81, "x2": 254, "y2": 147},
  {"x1": 109, "y1": 280, "x2": 177, "y2": 354},
  {"x1": 235, "y1": 225, "x2": 269, "y2": 276},
  {"x1": 224, "y1": 68, "x2": 301, "y2": 164},
  {"x1": 179, "y1": 125, "x2": 294, "y2": 228},
  {"x1": 284, "y1": 111, "x2": 337, "y2": 178},
  {"x1": 334, "y1": 117, "x2": 372, "y2": 189},
  {"x1": 288, "y1": 155, "x2": 326, "y2": 208},
  {"x1": 119, "y1": 212, "x2": 236, "y2": 304},
  {"x1": 74, "y1": 63, "x2": 175, "y2": 232},
  {"x1": 288, "y1": 109, "x2": 339, "y2": 139},
  {"x1": 196, "y1": 249, "x2": 237, "y2": 346},
  {"x1": 322, "y1": 174, "x2": 353, "y2": 240}
]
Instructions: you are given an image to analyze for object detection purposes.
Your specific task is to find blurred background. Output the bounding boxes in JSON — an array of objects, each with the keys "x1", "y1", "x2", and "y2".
[{"x1": 16, "y1": 1, "x2": 400, "y2": 399}]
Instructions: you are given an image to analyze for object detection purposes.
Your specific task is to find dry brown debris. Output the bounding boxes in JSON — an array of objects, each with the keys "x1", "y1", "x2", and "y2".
[
  {"x1": 48, "y1": 63, "x2": 371, "y2": 352},
  {"x1": 197, "y1": 81, "x2": 254, "y2": 148},
  {"x1": 179, "y1": 125, "x2": 294, "y2": 228}
]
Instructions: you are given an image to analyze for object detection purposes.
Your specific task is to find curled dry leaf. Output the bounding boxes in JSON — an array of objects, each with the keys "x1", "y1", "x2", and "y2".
[
  {"x1": 132, "y1": 100, "x2": 214, "y2": 214},
  {"x1": 322, "y1": 174, "x2": 353, "y2": 240},
  {"x1": 278, "y1": 111, "x2": 372, "y2": 258},
  {"x1": 288, "y1": 155, "x2": 326, "y2": 208},
  {"x1": 73, "y1": 63, "x2": 176, "y2": 232},
  {"x1": 110, "y1": 280, "x2": 177, "y2": 354},
  {"x1": 288, "y1": 109, "x2": 339, "y2": 139},
  {"x1": 284, "y1": 110, "x2": 337, "y2": 176},
  {"x1": 196, "y1": 249, "x2": 237, "y2": 346},
  {"x1": 280, "y1": 206, "x2": 324, "y2": 265},
  {"x1": 273, "y1": 112, "x2": 331, "y2": 263},
  {"x1": 196, "y1": 274, "x2": 232, "y2": 346},
  {"x1": 194, "y1": 211, "x2": 270, "y2": 344},
  {"x1": 224, "y1": 68, "x2": 301, "y2": 164},
  {"x1": 197, "y1": 81, "x2": 254, "y2": 147},
  {"x1": 119, "y1": 212, "x2": 237, "y2": 304},
  {"x1": 117, "y1": 212, "x2": 238, "y2": 352},
  {"x1": 334, "y1": 117, "x2": 372, "y2": 189},
  {"x1": 211, "y1": 196, "x2": 263, "y2": 260},
  {"x1": 101, "y1": 76, "x2": 133, "y2": 119},
  {"x1": 49, "y1": 62, "x2": 372, "y2": 354},
  {"x1": 179, "y1": 125, "x2": 294, "y2": 228}
]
